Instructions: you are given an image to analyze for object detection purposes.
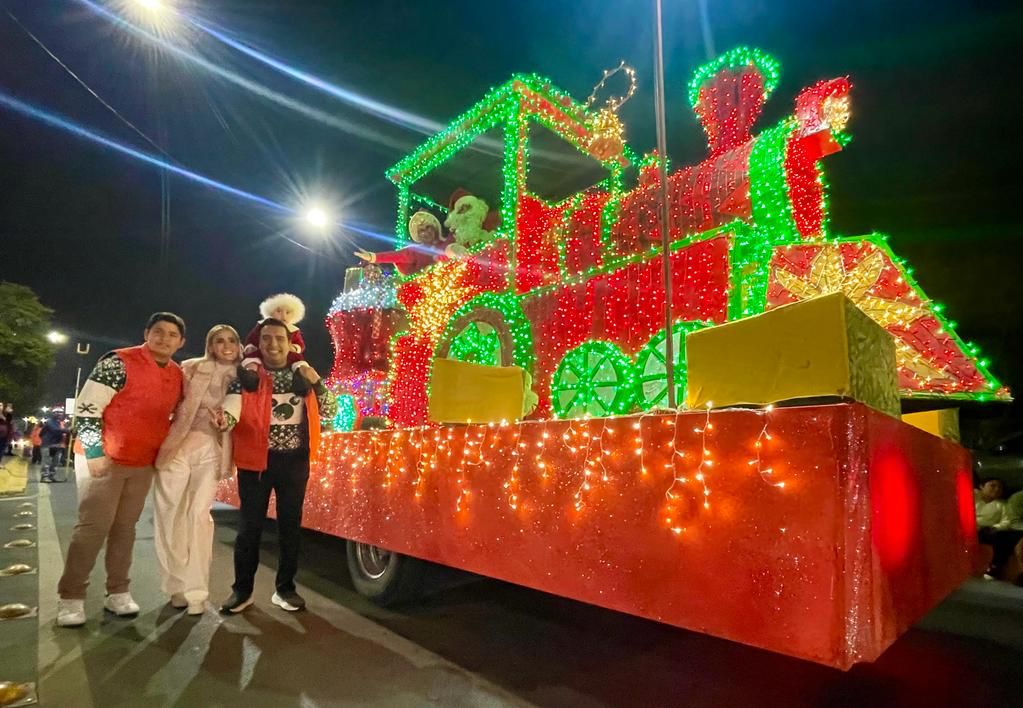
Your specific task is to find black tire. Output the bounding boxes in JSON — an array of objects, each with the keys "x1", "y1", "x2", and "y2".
[{"x1": 346, "y1": 540, "x2": 427, "y2": 606}]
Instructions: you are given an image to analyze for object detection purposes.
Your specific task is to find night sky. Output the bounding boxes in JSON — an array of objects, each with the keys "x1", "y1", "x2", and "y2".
[{"x1": 2, "y1": 1, "x2": 1021, "y2": 434}]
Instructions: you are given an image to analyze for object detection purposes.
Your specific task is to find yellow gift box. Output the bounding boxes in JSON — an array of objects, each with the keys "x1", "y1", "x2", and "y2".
[
  {"x1": 685, "y1": 292, "x2": 900, "y2": 416},
  {"x1": 428, "y1": 358, "x2": 525, "y2": 424},
  {"x1": 902, "y1": 409, "x2": 960, "y2": 442}
]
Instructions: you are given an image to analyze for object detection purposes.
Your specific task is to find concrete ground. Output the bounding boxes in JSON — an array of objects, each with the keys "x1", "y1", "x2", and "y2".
[{"x1": 3, "y1": 461, "x2": 1022, "y2": 707}]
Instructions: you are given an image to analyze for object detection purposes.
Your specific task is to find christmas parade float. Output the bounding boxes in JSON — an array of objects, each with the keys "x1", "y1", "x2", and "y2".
[{"x1": 220, "y1": 48, "x2": 1008, "y2": 668}]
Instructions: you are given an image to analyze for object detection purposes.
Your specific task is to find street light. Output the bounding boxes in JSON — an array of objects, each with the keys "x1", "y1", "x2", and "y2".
[
  {"x1": 121, "y1": 0, "x2": 178, "y2": 32},
  {"x1": 47, "y1": 330, "x2": 68, "y2": 345},
  {"x1": 300, "y1": 201, "x2": 334, "y2": 235}
]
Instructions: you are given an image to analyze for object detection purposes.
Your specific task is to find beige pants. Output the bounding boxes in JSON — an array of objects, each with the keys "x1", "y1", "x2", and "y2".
[
  {"x1": 152, "y1": 431, "x2": 221, "y2": 603},
  {"x1": 57, "y1": 456, "x2": 155, "y2": 600}
]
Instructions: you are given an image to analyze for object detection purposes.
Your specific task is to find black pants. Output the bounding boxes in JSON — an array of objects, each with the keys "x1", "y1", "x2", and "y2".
[
  {"x1": 31, "y1": 445, "x2": 42, "y2": 465},
  {"x1": 980, "y1": 527, "x2": 1023, "y2": 575},
  {"x1": 233, "y1": 451, "x2": 309, "y2": 596}
]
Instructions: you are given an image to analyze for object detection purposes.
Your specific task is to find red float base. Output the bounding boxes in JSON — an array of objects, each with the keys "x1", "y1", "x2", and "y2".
[{"x1": 217, "y1": 402, "x2": 975, "y2": 669}]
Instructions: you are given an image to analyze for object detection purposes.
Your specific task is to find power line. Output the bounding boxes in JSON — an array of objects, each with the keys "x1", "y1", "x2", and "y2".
[{"x1": 4, "y1": 8, "x2": 174, "y2": 161}]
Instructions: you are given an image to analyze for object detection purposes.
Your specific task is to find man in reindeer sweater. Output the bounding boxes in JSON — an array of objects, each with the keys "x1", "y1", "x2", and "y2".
[
  {"x1": 220, "y1": 318, "x2": 337, "y2": 614},
  {"x1": 57, "y1": 312, "x2": 186, "y2": 627}
]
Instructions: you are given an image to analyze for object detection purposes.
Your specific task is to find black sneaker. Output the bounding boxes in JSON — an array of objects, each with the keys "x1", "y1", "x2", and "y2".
[
  {"x1": 220, "y1": 592, "x2": 254, "y2": 614},
  {"x1": 271, "y1": 590, "x2": 305, "y2": 612}
]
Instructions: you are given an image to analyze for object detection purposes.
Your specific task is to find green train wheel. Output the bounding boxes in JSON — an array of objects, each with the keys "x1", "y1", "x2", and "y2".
[
  {"x1": 551, "y1": 341, "x2": 636, "y2": 418},
  {"x1": 635, "y1": 321, "x2": 708, "y2": 410}
]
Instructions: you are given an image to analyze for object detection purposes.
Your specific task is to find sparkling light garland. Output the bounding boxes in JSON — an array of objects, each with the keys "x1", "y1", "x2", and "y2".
[
  {"x1": 688, "y1": 46, "x2": 781, "y2": 109},
  {"x1": 366, "y1": 48, "x2": 1005, "y2": 428},
  {"x1": 308, "y1": 408, "x2": 799, "y2": 541},
  {"x1": 328, "y1": 274, "x2": 398, "y2": 313}
]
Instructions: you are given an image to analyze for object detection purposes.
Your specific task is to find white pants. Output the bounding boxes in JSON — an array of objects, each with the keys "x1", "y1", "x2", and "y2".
[{"x1": 153, "y1": 431, "x2": 221, "y2": 603}]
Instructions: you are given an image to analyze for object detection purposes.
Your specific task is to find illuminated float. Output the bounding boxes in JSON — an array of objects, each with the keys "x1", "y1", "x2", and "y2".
[{"x1": 225, "y1": 48, "x2": 1007, "y2": 668}]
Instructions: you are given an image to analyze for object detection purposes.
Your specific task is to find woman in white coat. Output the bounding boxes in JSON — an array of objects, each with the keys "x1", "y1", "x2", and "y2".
[{"x1": 154, "y1": 324, "x2": 240, "y2": 614}]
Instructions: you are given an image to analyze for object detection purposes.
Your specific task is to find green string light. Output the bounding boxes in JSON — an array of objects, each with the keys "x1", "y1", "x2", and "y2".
[
  {"x1": 635, "y1": 321, "x2": 709, "y2": 410},
  {"x1": 448, "y1": 323, "x2": 502, "y2": 366},
  {"x1": 551, "y1": 341, "x2": 636, "y2": 418},
  {"x1": 688, "y1": 47, "x2": 782, "y2": 109},
  {"x1": 442, "y1": 292, "x2": 535, "y2": 373}
]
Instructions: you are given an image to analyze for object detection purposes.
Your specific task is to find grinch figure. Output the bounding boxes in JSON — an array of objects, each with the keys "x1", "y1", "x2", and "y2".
[{"x1": 354, "y1": 210, "x2": 455, "y2": 276}]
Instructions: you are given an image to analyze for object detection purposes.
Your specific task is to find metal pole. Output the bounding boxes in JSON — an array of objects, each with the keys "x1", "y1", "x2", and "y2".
[
  {"x1": 653, "y1": 0, "x2": 676, "y2": 408},
  {"x1": 697, "y1": 0, "x2": 716, "y2": 60},
  {"x1": 64, "y1": 364, "x2": 82, "y2": 476}
]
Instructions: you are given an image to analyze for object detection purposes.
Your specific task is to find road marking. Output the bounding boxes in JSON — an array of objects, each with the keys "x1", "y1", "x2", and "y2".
[{"x1": 35, "y1": 478, "x2": 95, "y2": 708}]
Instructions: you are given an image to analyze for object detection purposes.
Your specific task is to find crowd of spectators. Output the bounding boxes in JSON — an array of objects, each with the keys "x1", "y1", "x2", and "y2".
[{"x1": 975, "y1": 477, "x2": 1023, "y2": 583}]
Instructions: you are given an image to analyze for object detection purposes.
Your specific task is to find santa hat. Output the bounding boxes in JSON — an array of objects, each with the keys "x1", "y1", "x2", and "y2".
[
  {"x1": 259, "y1": 292, "x2": 306, "y2": 325},
  {"x1": 447, "y1": 188, "x2": 500, "y2": 232}
]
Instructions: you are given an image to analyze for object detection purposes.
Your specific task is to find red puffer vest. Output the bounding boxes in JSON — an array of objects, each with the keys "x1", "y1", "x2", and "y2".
[
  {"x1": 232, "y1": 368, "x2": 321, "y2": 472},
  {"x1": 103, "y1": 345, "x2": 183, "y2": 467}
]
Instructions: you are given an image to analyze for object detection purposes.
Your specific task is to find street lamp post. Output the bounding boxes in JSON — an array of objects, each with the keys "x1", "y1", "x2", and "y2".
[
  {"x1": 65, "y1": 341, "x2": 91, "y2": 476},
  {"x1": 47, "y1": 330, "x2": 91, "y2": 476}
]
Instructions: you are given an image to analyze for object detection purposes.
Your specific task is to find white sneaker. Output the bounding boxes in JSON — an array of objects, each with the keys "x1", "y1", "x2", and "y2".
[
  {"x1": 169, "y1": 593, "x2": 188, "y2": 609},
  {"x1": 186, "y1": 601, "x2": 206, "y2": 616},
  {"x1": 104, "y1": 592, "x2": 140, "y2": 617},
  {"x1": 271, "y1": 591, "x2": 305, "y2": 612},
  {"x1": 57, "y1": 598, "x2": 86, "y2": 627}
]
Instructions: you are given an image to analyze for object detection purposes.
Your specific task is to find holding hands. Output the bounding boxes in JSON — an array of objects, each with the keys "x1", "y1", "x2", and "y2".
[{"x1": 210, "y1": 408, "x2": 230, "y2": 432}]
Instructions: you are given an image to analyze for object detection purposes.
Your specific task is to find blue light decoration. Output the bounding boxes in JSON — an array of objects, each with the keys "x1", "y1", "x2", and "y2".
[
  {"x1": 333, "y1": 394, "x2": 358, "y2": 432},
  {"x1": 328, "y1": 272, "x2": 399, "y2": 313}
]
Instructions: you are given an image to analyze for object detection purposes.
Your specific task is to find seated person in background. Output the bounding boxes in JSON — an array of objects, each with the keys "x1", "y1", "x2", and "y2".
[
  {"x1": 975, "y1": 478, "x2": 1006, "y2": 529},
  {"x1": 985, "y1": 490, "x2": 1023, "y2": 582}
]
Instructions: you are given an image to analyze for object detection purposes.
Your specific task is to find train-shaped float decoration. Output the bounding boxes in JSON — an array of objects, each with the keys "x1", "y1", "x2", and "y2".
[{"x1": 328, "y1": 46, "x2": 1007, "y2": 429}]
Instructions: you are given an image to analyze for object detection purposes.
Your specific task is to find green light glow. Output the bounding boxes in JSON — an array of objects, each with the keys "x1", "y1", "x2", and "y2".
[
  {"x1": 688, "y1": 46, "x2": 781, "y2": 108},
  {"x1": 333, "y1": 394, "x2": 358, "y2": 432},
  {"x1": 636, "y1": 321, "x2": 709, "y2": 410},
  {"x1": 552, "y1": 341, "x2": 636, "y2": 418},
  {"x1": 448, "y1": 322, "x2": 502, "y2": 366},
  {"x1": 443, "y1": 292, "x2": 535, "y2": 373}
]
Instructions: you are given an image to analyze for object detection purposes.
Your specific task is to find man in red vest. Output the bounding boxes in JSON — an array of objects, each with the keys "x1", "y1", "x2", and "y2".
[
  {"x1": 219, "y1": 318, "x2": 337, "y2": 614},
  {"x1": 56, "y1": 313, "x2": 186, "y2": 628}
]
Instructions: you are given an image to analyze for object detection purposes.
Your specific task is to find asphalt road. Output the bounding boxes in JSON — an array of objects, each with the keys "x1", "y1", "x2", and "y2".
[{"x1": 17, "y1": 468, "x2": 1023, "y2": 707}]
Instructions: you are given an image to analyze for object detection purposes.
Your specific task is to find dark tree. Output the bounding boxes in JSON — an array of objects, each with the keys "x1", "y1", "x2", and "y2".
[{"x1": 0, "y1": 281, "x2": 55, "y2": 412}]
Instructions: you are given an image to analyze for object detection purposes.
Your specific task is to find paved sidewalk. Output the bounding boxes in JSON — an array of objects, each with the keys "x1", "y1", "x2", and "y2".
[
  {"x1": 6, "y1": 458, "x2": 1023, "y2": 707},
  {"x1": 0, "y1": 466, "x2": 39, "y2": 701},
  {"x1": 28, "y1": 467, "x2": 531, "y2": 708}
]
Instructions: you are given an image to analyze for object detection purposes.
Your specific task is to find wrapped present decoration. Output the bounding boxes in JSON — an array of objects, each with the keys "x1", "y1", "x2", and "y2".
[
  {"x1": 686, "y1": 292, "x2": 900, "y2": 416},
  {"x1": 428, "y1": 358, "x2": 526, "y2": 424}
]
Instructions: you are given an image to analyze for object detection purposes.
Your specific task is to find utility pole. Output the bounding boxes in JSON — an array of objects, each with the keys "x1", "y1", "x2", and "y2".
[
  {"x1": 653, "y1": 0, "x2": 676, "y2": 408},
  {"x1": 63, "y1": 341, "x2": 91, "y2": 477}
]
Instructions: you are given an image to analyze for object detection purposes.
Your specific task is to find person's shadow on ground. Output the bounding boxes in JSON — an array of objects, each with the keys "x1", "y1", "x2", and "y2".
[
  {"x1": 41, "y1": 604, "x2": 196, "y2": 706},
  {"x1": 175, "y1": 606, "x2": 491, "y2": 708}
]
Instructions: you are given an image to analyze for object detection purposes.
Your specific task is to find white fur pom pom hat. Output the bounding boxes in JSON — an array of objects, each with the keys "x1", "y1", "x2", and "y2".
[{"x1": 259, "y1": 293, "x2": 306, "y2": 325}]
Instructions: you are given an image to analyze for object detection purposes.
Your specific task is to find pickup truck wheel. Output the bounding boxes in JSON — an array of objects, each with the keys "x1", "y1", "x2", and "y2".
[{"x1": 346, "y1": 541, "x2": 426, "y2": 606}]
